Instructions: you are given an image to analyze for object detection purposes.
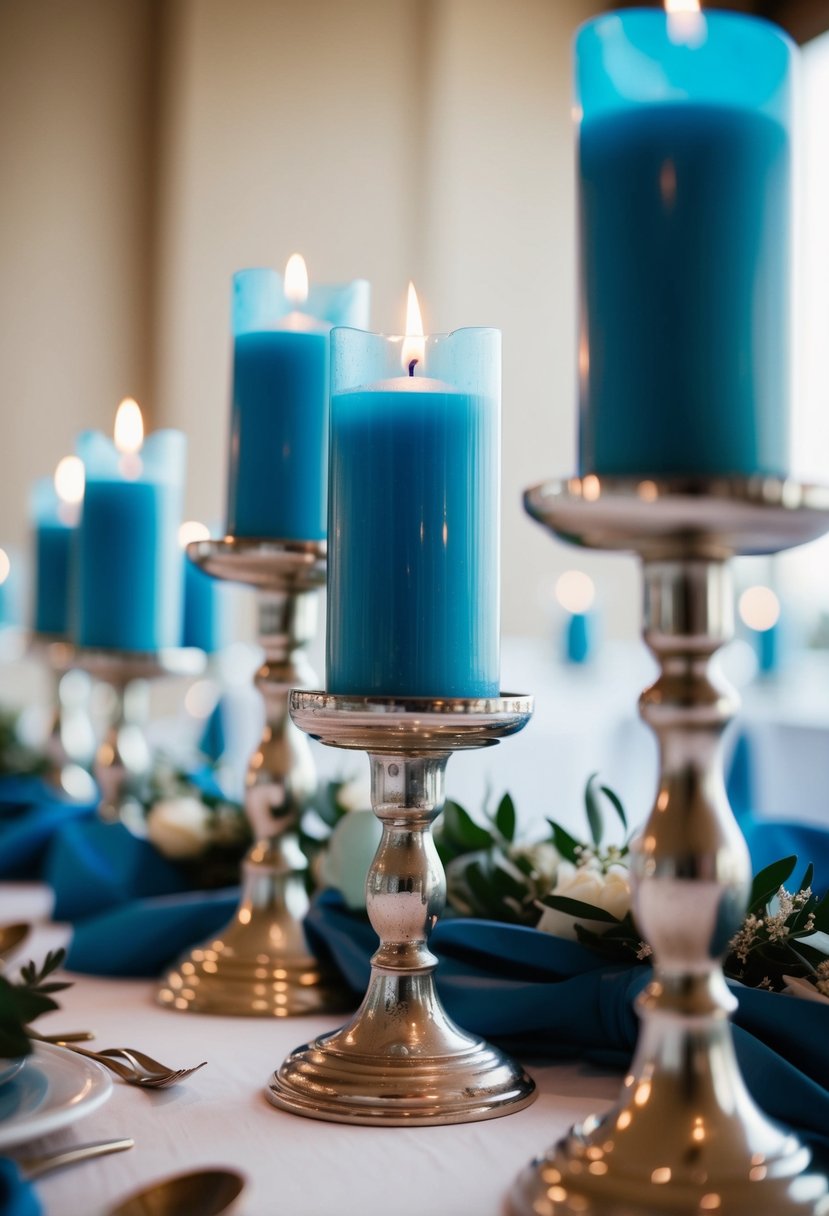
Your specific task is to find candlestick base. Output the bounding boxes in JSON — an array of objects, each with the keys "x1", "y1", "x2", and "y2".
[
  {"x1": 75, "y1": 645, "x2": 205, "y2": 819},
  {"x1": 267, "y1": 692, "x2": 537, "y2": 1125},
  {"x1": 510, "y1": 476, "x2": 829, "y2": 1216},
  {"x1": 157, "y1": 538, "x2": 350, "y2": 1017}
]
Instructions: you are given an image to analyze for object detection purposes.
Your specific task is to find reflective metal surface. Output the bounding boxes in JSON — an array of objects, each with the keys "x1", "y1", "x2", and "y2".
[
  {"x1": 30, "y1": 636, "x2": 96, "y2": 801},
  {"x1": 108, "y1": 1168, "x2": 244, "y2": 1216},
  {"x1": 268, "y1": 693, "x2": 537, "y2": 1125},
  {"x1": 158, "y1": 540, "x2": 349, "y2": 1017},
  {"x1": 74, "y1": 646, "x2": 206, "y2": 818},
  {"x1": 511, "y1": 477, "x2": 829, "y2": 1214}
]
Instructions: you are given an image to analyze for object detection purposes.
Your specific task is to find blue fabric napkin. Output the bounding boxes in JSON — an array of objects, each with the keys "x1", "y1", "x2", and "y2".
[
  {"x1": 66, "y1": 886, "x2": 240, "y2": 976},
  {"x1": 0, "y1": 777, "x2": 96, "y2": 880},
  {"x1": 306, "y1": 891, "x2": 829, "y2": 1159},
  {"x1": 0, "y1": 1159, "x2": 39, "y2": 1216},
  {"x1": 42, "y1": 819, "x2": 189, "y2": 922}
]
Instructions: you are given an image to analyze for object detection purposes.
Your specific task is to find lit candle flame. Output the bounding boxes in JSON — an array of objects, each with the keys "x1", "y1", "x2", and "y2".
[
  {"x1": 179, "y1": 520, "x2": 211, "y2": 549},
  {"x1": 665, "y1": 0, "x2": 704, "y2": 44},
  {"x1": 401, "y1": 282, "x2": 425, "y2": 375},
  {"x1": 739, "y1": 586, "x2": 780, "y2": 632},
  {"x1": 114, "y1": 398, "x2": 144, "y2": 455},
  {"x1": 0, "y1": 549, "x2": 9, "y2": 587},
  {"x1": 284, "y1": 253, "x2": 309, "y2": 307},
  {"x1": 54, "y1": 456, "x2": 85, "y2": 506},
  {"x1": 556, "y1": 570, "x2": 595, "y2": 615}
]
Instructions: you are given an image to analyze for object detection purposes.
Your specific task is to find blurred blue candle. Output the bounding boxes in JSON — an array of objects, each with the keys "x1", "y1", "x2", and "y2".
[
  {"x1": 556, "y1": 570, "x2": 595, "y2": 666},
  {"x1": 31, "y1": 456, "x2": 84, "y2": 637},
  {"x1": 0, "y1": 548, "x2": 20, "y2": 629},
  {"x1": 76, "y1": 400, "x2": 186, "y2": 653},
  {"x1": 739, "y1": 584, "x2": 781, "y2": 676},
  {"x1": 576, "y1": 9, "x2": 794, "y2": 477},
  {"x1": 327, "y1": 288, "x2": 500, "y2": 698},
  {"x1": 227, "y1": 257, "x2": 370, "y2": 541},
  {"x1": 180, "y1": 520, "x2": 227, "y2": 654}
]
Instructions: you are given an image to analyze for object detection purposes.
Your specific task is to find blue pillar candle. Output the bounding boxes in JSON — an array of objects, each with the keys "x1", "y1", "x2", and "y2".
[
  {"x1": 327, "y1": 291, "x2": 500, "y2": 698},
  {"x1": 31, "y1": 457, "x2": 84, "y2": 637},
  {"x1": 576, "y1": 10, "x2": 794, "y2": 478},
  {"x1": 76, "y1": 400, "x2": 186, "y2": 653},
  {"x1": 227, "y1": 258, "x2": 370, "y2": 541},
  {"x1": 0, "y1": 548, "x2": 21, "y2": 630},
  {"x1": 555, "y1": 569, "x2": 596, "y2": 666},
  {"x1": 180, "y1": 521, "x2": 228, "y2": 654}
]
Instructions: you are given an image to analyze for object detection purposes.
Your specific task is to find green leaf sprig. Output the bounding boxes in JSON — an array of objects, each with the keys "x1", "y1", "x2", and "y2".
[{"x1": 0, "y1": 949, "x2": 72, "y2": 1060}]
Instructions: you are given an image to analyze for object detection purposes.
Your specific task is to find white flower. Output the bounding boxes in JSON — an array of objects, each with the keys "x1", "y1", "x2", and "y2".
[
  {"x1": 536, "y1": 860, "x2": 632, "y2": 941},
  {"x1": 508, "y1": 841, "x2": 560, "y2": 887},
  {"x1": 146, "y1": 796, "x2": 212, "y2": 860},
  {"x1": 335, "y1": 779, "x2": 372, "y2": 814},
  {"x1": 321, "y1": 808, "x2": 382, "y2": 910},
  {"x1": 782, "y1": 974, "x2": 829, "y2": 1005}
]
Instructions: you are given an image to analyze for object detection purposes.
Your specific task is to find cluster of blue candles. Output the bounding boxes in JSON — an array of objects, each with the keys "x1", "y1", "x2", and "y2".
[{"x1": 27, "y1": 4, "x2": 794, "y2": 689}]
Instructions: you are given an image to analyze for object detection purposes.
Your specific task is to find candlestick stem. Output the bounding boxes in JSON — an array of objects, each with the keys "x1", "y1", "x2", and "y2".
[
  {"x1": 511, "y1": 476, "x2": 829, "y2": 1216},
  {"x1": 157, "y1": 537, "x2": 349, "y2": 1017},
  {"x1": 267, "y1": 692, "x2": 537, "y2": 1125}
]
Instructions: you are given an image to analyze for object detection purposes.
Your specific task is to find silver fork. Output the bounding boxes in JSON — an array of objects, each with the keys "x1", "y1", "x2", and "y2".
[
  {"x1": 34, "y1": 1036, "x2": 207, "y2": 1089},
  {"x1": 97, "y1": 1046, "x2": 207, "y2": 1081}
]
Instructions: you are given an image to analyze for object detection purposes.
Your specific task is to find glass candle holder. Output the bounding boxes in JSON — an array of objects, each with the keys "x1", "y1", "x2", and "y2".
[
  {"x1": 227, "y1": 268, "x2": 370, "y2": 541},
  {"x1": 76, "y1": 428, "x2": 186, "y2": 653},
  {"x1": 327, "y1": 326, "x2": 500, "y2": 698},
  {"x1": 576, "y1": 10, "x2": 794, "y2": 478}
]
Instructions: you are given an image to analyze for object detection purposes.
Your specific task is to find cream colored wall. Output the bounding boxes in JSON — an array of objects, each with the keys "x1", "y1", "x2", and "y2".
[
  {"x1": 0, "y1": 0, "x2": 636, "y2": 639},
  {"x1": 0, "y1": 0, "x2": 156, "y2": 584}
]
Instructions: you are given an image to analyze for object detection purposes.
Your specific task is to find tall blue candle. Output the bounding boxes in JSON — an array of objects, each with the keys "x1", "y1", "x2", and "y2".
[
  {"x1": 180, "y1": 521, "x2": 228, "y2": 654},
  {"x1": 576, "y1": 10, "x2": 794, "y2": 477},
  {"x1": 76, "y1": 400, "x2": 186, "y2": 653},
  {"x1": 31, "y1": 457, "x2": 84, "y2": 637},
  {"x1": 227, "y1": 258, "x2": 370, "y2": 541},
  {"x1": 327, "y1": 289, "x2": 500, "y2": 698}
]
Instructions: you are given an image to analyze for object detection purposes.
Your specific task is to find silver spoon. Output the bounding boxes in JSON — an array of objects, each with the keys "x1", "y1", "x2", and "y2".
[
  {"x1": 19, "y1": 1138, "x2": 134, "y2": 1180},
  {"x1": 108, "y1": 1168, "x2": 245, "y2": 1216},
  {"x1": 0, "y1": 922, "x2": 31, "y2": 961}
]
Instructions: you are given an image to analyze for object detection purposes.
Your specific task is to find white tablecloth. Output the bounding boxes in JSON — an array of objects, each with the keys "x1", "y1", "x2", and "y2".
[{"x1": 0, "y1": 888, "x2": 617, "y2": 1216}]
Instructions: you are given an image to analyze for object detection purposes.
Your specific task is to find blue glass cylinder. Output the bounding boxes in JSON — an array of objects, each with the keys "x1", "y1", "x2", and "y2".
[
  {"x1": 31, "y1": 477, "x2": 78, "y2": 637},
  {"x1": 327, "y1": 326, "x2": 500, "y2": 698},
  {"x1": 76, "y1": 428, "x2": 186, "y2": 652},
  {"x1": 227, "y1": 268, "x2": 370, "y2": 541},
  {"x1": 576, "y1": 11, "x2": 794, "y2": 477}
]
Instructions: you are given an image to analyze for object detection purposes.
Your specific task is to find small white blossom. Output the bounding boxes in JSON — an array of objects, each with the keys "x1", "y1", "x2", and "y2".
[
  {"x1": 636, "y1": 942, "x2": 653, "y2": 961},
  {"x1": 729, "y1": 913, "x2": 764, "y2": 964},
  {"x1": 816, "y1": 961, "x2": 829, "y2": 998}
]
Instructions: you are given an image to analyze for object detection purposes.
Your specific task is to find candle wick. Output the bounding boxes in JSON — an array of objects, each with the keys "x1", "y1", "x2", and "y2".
[{"x1": 408, "y1": 359, "x2": 418, "y2": 378}]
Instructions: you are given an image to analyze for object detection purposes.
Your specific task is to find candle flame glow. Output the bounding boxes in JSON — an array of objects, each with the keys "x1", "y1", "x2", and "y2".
[
  {"x1": 739, "y1": 586, "x2": 780, "y2": 632},
  {"x1": 665, "y1": 0, "x2": 704, "y2": 44},
  {"x1": 114, "y1": 398, "x2": 144, "y2": 455},
  {"x1": 0, "y1": 549, "x2": 9, "y2": 587},
  {"x1": 284, "y1": 253, "x2": 309, "y2": 307},
  {"x1": 179, "y1": 520, "x2": 211, "y2": 549},
  {"x1": 556, "y1": 570, "x2": 595, "y2": 615},
  {"x1": 54, "y1": 455, "x2": 85, "y2": 506},
  {"x1": 401, "y1": 282, "x2": 425, "y2": 374}
]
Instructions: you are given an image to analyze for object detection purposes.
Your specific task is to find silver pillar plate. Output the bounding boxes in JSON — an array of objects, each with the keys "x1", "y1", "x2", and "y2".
[
  {"x1": 511, "y1": 476, "x2": 829, "y2": 1215},
  {"x1": 267, "y1": 693, "x2": 537, "y2": 1125}
]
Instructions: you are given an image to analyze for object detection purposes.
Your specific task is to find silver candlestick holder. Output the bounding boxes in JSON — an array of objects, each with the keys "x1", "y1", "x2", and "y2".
[
  {"x1": 267, "y1": 691, "x2": 537, "y2": 1125},
  {"x1": 75, "y1": 646, "x2": 205, "y2": 820},
  {"x1": 30, "y1": 635, "x2": 96, "y2": 800},
  {"x1": 510, "y1": 475, "x2": 829, "y2": 1216},
  {"x1": 158, "y1": 538, "x2": 350, "y2": 1017}
]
